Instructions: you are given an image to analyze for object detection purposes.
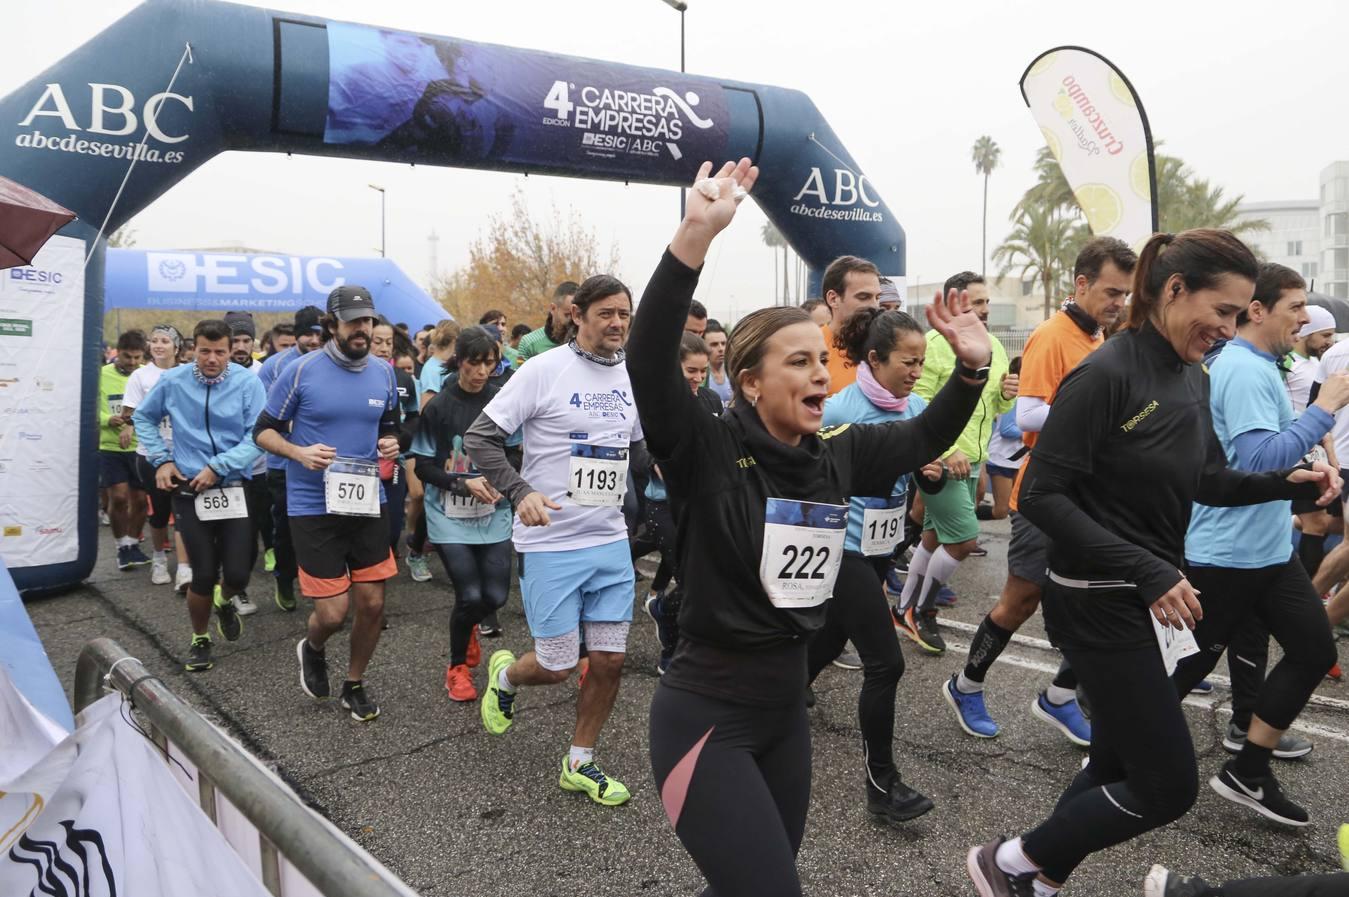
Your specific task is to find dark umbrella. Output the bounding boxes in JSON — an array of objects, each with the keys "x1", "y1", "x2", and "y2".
[{"x1": 0, "y1": 176, "x2": 77, "y2": 270}]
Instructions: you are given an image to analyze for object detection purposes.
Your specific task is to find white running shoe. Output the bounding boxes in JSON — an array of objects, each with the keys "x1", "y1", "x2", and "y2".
[
  {"x1": 231, "y1": 592, "x2": 258, "y2": 616},
  {"x1": 151, "y1": 556, "x2": 171, "y2": 585},
  {"x1": 175, "y1": 566, "x2": 192, "y2": 596}
]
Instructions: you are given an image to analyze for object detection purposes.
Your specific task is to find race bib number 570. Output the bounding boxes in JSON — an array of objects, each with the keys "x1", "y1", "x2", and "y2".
[{"x1": 759, "y1": 498, "x2": 847, "y2": 609}]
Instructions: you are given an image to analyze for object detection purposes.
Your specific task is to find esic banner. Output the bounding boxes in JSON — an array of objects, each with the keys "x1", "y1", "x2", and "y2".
[
  {"x1": 0, "y1": 234, "x2": 84, "y2": 571},
  {"x1": 324, "y1": 21, "x2": 729, "y2": 180},
  {"x1": 1019, "y1": 47, "x2": 1158, "y2": 251}
]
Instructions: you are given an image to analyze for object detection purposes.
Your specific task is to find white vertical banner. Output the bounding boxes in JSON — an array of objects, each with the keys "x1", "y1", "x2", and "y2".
[
  {"x1": 1019, "y1": 46, "x2": 1158, "y2": 252},
  {"x1": 0, "y1": 234, "x2": 85, "y2": 569}
]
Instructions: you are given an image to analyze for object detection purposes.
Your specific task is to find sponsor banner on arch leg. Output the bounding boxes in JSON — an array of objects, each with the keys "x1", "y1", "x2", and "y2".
[{"x1": 0, "y1": 234, "x2": 83, "y2": 569}]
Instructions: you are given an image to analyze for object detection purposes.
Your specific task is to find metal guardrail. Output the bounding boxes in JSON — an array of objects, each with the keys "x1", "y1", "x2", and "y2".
[{"x1": 72, "y1": 637, "x2": 419, "y2": 897}]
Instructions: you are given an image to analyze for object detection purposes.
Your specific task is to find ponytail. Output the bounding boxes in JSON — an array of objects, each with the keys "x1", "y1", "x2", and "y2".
[
  {"x1": 1127, "y1": 229, "x2": 1258, "y2": 330},
  {"x1": 834, "y1": 306, "x2": 923, "y2": 367}
]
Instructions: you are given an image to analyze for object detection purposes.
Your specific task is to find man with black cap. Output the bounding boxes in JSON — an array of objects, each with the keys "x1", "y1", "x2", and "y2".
[
  {"x1": 255, "y1": 286, "x2": 402, "y2": 721},
  {"x1": 225, "y1": 311, "x2": 258, "y2": 369},
  {"x1": 257, "y1": 305, "x2": 324, "y2": 612}
]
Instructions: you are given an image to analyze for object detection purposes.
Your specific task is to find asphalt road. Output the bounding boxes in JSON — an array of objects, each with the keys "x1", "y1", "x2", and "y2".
[{"x1": 28, "y1": 516, "x2": 1349, "y2": 896}]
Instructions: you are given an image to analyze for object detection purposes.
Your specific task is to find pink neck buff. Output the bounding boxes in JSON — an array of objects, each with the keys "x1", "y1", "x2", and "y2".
[{"x1": 856, "y1": 360, "x2": 909, "y2": 412}]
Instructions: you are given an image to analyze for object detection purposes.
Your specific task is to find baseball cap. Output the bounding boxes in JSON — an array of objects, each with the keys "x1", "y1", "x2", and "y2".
[
  {"x1": 294, "y1": 305, "x2": 323, "y2": 333},
  {"x1": 223, "y1": 310, "x2": 255, "y2": 338},
  {"x1": 327, "y1": 285, "x2": 377, "y2": 323},
  {"x1": 1298, "y1": 305, "x2": 1336, "y2": 339}
]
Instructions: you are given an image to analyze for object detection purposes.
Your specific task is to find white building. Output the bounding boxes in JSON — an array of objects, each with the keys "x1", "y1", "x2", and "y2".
[{"x1": 1237, "y1": 160, "x2": 1349, "y2": 299}]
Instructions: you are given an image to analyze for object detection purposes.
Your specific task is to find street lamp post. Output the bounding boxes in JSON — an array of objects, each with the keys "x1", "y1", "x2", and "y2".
[
  {"x1": 659, "y1": 0, "x2": 687, "y2": 220},
  {"x1": 368, "y1": 183, "x2": 385, "y2": 257}
]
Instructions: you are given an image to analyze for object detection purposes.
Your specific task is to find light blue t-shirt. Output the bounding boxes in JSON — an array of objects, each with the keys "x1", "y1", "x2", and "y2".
[
  {"x1": 409, "y1": 425, "x2": 516, "y2": 545},
  {"x1": 1186, "y1": 339, "x2": 1295, "y2": 568},
  {"x1": 822, "y1": 381, "x2": 926, "y2": 554},
  {"x1": 418, "y1": 357, "x2": 449, "y2": 397}
]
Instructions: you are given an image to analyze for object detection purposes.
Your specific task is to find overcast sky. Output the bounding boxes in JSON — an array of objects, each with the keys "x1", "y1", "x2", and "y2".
[{"x1": 7, "y1": 0, "x2": 1348, "y2": 323}]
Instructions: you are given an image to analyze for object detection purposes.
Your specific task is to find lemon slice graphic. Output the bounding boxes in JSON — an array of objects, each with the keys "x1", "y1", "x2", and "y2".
[
  {"x1": 1041, "y1": 127, "x2": 1062, "y2": 161},
  {"x1": 1109, "y1": 71, "x2": 1136, "y2": 108},
  {"x1": 1028, "y1": 52, "x2": 1059, "y2": 77},
  {"x1": 1075, "y1": 183, "x2": 1123, "y2": 234},
  {"x1": 1130, "y1": 153, "x2": 1152, "y2": 200}
]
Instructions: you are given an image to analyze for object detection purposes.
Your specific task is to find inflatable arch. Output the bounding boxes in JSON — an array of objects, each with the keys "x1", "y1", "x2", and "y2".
[{"x1": 0, "y1": 0, "x2": 905, "y2": 590}]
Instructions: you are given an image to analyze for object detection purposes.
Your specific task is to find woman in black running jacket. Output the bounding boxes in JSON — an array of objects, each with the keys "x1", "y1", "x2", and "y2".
[{"x1": 628, "y1": 158, "x2": 993, "y2": 897}]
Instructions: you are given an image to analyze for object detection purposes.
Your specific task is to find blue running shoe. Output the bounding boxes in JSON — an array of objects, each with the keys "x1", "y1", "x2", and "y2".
[
  {"x1": 934, "y1": 585, "x2": 957, "y2": 607},
  {"x1": 644, "y1": 592, "x2": 678, "y2": 668},
  {"x1": 1190, "y1": 679, "x2": 1214, "y2": 695},
  {"x1": 1031, "y1": 691, "x2": 1091, "y2": 747},
  {"x1": 942, "y1": 675, "x2": 999, "y2": 738}
]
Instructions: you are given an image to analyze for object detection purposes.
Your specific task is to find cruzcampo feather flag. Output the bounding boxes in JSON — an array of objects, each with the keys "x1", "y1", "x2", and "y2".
[{"x1": 1019, "y1": 46, "x2": 1158, "y2": 252}]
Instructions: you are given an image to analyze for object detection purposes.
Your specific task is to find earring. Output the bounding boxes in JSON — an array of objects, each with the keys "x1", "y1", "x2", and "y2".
[{"x1": 748, "y1": 395, "x2": 758, "y2": 408}]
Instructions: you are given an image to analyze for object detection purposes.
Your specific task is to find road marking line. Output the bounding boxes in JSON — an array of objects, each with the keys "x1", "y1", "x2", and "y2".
[
  {"x1": 941, "y1": 639, "x2": 1349, "y2": 746},
  {"x1": 940, "y1": 616, "x2": 1349, "y2": 714}
]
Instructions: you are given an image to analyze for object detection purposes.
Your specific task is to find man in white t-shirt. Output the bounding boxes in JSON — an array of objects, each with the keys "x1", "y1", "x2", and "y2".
[
  {"x1": 1286, "y1": 306, "x2": 1336, "y2": 413},
  {"x1": 465, "y1": 273, "x2": 645, "y2": 808}
]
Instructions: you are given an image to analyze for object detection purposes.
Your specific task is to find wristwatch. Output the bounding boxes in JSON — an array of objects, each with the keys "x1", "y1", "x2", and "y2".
[{"x1": 955, "y1": 359, "x2": 992, "y2": 383}]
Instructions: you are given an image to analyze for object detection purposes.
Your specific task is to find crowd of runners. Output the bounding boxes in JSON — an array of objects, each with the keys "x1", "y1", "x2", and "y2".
[{"x1": 94, "y1": 160, "x2": 1349, "y2": 896}]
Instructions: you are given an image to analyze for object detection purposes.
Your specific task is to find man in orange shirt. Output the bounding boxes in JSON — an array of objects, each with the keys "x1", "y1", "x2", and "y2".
[
  {"x1": 819, "y1": 255, "x2": 883, "y2": 395},
  {"x1": 942, "y1": 237, "x2": 1137, "y2": 743}
]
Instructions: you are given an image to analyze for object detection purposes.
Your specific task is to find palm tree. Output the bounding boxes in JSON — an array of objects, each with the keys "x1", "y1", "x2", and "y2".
[
  {"x1": 1014, "y1": 146, "x2": 1075, "y2": 220},
  {"x1": 761, "y1": 220, "x2": 790, "y2": 305},
  {"x1": 993, "y1": 204, "x2": 1085, "y2": 320},
  {"x1": 971, "y1": 136, "x2": 1002, "y2": 278},
  {"x1": 1155, "y1": 154, "x2": 1268, "y2": 236}
]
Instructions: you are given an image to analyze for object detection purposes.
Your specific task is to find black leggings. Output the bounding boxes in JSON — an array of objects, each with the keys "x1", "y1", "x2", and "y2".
[
  {"x1": 135, "y1": 455, "x2": 173, "y2": 530},
  {"x1": 244, "y1": 475, "x2": 273, "y2": 569},
  {"x1": 632, "y1": 498, "x2": 677, "y2": 594},
  {"x1": 1175, "y1": 558, "x2": 1337, "y2": 731},
  {"x1": 806, "y1": 553, "x2": 905, "y2": 794},
  {"x1": 434, "y1": 540, "x2": 512, "y2": 666},
  {"x1": 267, "y1": 469, "x2": 297, "y2": 582},
  {"x1": 1021, "y1": 637, "x2": 1198, "y2": 884},
  {"x1": 171, "y1": 492, "x2": 255, "y2": 597},
  {"x1": 383, "y1": 471, "x2": 407, "y2": 552},
  {"x1": 649, "y1": 684, "x2": 810, "y2": 897}
]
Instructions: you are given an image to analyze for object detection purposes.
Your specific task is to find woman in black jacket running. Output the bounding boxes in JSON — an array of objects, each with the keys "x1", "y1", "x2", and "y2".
[
  {"x1": 628, "y1": 158, "x2": 992, "y2": 897},
  {"x1": 965, "y1": 229, "x2": 1341, "y2": 897}
]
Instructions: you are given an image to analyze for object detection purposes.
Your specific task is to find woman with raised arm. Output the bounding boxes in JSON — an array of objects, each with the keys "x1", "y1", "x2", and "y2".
[
  {"x1": 964, "y1": 230, "x2": 1341, "y2": 897},
  {"x1": 627, "y1": 158, "x2": 991, "y2": 897}
]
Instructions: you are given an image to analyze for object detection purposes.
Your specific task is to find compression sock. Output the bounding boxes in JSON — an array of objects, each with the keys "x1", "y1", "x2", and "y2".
[
  {"x1": 497, "y1": 667, "x2": 516, "y2": 694},
  {"x1": 1299, "y1": 533, "x2": 1327, "y2": 577},
  {"x1": 916, "y1": 546, "x2": 960, "y2": 612},
  {"x1": 898, "y1": 544, "x2": 933, "y2": 610},
  {"x1": 995, "y1": 837, "x2": 1040, "y2": 877},
  {"x1": 1234, "y1": 740, "x2": 1274, "y2": 779},
  {"x1": 569, "y1": 745, "x2": 594, "y2": 771},
  {"x1": 963, "y1": 616, "x2": 1013, "y2": 685}
]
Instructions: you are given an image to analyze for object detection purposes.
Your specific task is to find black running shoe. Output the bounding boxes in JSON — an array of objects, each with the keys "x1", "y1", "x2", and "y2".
[
  {"x1": 1142, "y1": 864, "x2": 1215, "y2": 897},
  {"x1": 478, "y1": 612, "x2": 502, "y2": 638},
  {"x1": 916, "y1": 610, "x2": 947, "y2": 654},
  {"x1": 184, "y1": 635, "x2": 213, "y2": 672},
  {"x1": 340, "y1": 680, "x2": 380, "y2": 721},
  {"x1": 116, "y1": 545, "x2": 134, "y2": 571},
  {"x1": 866, "y1": 777, "x2": 935, "y2": 826},
  {"x1": 214, "y1": 589, "x2": 242, "y2": 642},
  {"x1": 296, "y1": 638, "x2": 330, "y2": 699},
  {"x1": 124, "y1": 544, "x2": 152, "y2": 567},
  {"x1": 966, "y1": 838, "x2": 1036, "y2": 897},
  {"x1": 1210, "y1": 760, "x2": 1310, "y2": 827}
]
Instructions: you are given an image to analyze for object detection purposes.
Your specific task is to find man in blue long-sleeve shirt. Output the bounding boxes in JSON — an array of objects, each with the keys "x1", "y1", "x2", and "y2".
[
  {"x1": 133, "y1": 319, "x2": 267, "y2": 673},
  {"x1": 1179, "y1": 263, "x2": 1348, "y2": 828}
]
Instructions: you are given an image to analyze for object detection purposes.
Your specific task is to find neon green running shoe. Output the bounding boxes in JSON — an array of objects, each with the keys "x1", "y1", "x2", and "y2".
[
  {"x1": 1338, "y1": 823, "x2": 1348, "y2": 871},
  {"x1": 264, "y1": 547, "x2": 276, "y2": 573},
  {"x1": 480, "y1": 649, "x2": 517, "y2": 735},
  {"x1": 213, "y1": 585, "x2": 242, "y2": 642},
  {"x1": 559, "y1": 756, "x2": 631, "y2": 807}
]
